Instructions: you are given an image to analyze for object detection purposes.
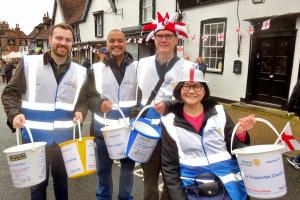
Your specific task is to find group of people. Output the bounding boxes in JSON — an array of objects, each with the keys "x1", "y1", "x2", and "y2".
[
  {"x1": 0, "y1": 59, "x2": 15, "y2": 84},
  {"x1": 2, "y1": 12, "x2": 268, "y2": 200}
]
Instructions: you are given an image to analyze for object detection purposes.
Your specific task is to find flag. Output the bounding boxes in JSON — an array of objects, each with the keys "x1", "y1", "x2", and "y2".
[
  {"x1": 217, "y1": 33, "x2": 224, "y2": 42},
  {"x1": 201, "y1": 34, "x2": 209, "y2": 41},
  {"x1": 126, "y1": 38, "x2": 131, "y2": 43},
  {"x1": 138, "y1": 37, "x2": 143, "y2": 44},
  {"x1": 275, "y1": 122, "x2": 300, "y2": 153},
  {"x1": 177, "y1": 46, "x2": 184, "y2": 57},
  {"x1": 261, "y1": 19, "x2": 270, "y2": 30},
  {"x1": 191, "y1": 34, "x2": 197, "y2": 40},
  {"x1": 246, "y1": 25, "x2": 254, "y2": 34}
]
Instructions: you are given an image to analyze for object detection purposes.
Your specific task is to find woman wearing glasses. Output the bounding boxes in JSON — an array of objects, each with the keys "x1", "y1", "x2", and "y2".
[{"x1": 156, "y1": 68, "x2": 256, "y2": 200}]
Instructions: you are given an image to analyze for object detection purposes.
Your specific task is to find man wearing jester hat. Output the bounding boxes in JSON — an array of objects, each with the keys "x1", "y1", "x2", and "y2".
[{"x1": 135, "y1": 12, "x2": 189, "y2": 200}]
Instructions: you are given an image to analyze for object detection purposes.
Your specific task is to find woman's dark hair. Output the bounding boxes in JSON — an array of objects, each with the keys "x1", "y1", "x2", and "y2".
[{"x1": 173, "y1": 81, "x2": 210, "y2": 103}]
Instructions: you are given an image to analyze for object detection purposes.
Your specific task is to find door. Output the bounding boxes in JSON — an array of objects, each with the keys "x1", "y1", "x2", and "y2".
[{"x1": 252, "y1": 36, "x2": 293, "y2": 106}]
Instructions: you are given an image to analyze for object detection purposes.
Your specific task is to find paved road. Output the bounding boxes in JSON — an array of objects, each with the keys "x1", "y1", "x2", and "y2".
[{"x1": 0, "y1": 81, "x2": 299, "y2": 200}]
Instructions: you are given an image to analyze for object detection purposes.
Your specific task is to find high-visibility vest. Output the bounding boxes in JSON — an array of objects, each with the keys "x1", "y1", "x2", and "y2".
[
  {"x1": 92, "y1": 61, "x2": 137, "y2": 134},
  {"x1": 161, "y1": 105, "x2": 247, "y2": 200},
  {"x1": 137, "y1": 55, "x2": 187, "y2": 123},
  {"x1": 21, "y1": 55, "x2": 87, "y2": 146}
]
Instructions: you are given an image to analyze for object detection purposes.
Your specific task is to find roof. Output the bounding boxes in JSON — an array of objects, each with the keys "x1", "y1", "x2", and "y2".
[
  {"x1": 27, "y1": 19, "x2": 52, "y2": 40},
  {"x1": 56, "y1": 0, "x2": 91, "y2": 24}
]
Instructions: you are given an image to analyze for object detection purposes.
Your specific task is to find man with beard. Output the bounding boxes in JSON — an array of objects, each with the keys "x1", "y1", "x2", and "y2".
[
  {"x1": 1, "y1": 23, "x2": 87, "y2": 200},
  {"x1": 87, "y1": 29, "x2": 137, "y2": 200}
]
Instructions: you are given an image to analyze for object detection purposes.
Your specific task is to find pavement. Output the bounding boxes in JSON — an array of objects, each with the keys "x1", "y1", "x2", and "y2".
[{"x1": 0, "y1": 81, "x2": 299, "y2": 200}]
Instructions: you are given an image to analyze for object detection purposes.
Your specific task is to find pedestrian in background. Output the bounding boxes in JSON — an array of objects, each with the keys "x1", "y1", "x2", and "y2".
[
  {"x1": 157, "y1": 68, "x2": 255, "y2": 200},
  {"x1": 0, "y1": 59, "x2": 6, "y2": 83},
  {"x1": 287, "y1": 80, "x2": 300, "y2": 171},
  {"x1": 195, "y1": 56, "x2": 207, "y2": 75},
  {"x1": 97, "y1": 46, "x2": 108, "y2": 62},
  {"x1": 135, "y1": 12, "x2": 189, "y2": 200},
  {"x1": 87, "y1": 29, "x2": 137, "y2": 200},
  {"x1": 4, "y1": 59, "x2": 14, "y2": 83},
  {"x1": 1, "y1": 23, "x2": 88, "y2": 200}
]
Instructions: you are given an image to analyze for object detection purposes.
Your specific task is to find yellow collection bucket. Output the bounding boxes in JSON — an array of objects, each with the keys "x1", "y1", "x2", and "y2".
[{"x1": 59, "y1": 121, "x2": 96, "y2": 179}]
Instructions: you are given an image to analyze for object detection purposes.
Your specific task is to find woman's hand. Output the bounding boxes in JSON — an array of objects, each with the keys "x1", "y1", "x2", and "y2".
[
  {"x1": 154, "y1": 101, "x2": 166, "y2": 114},
  {"x1": 236, "y1": 114, "x2": 256, "y2": 134}
]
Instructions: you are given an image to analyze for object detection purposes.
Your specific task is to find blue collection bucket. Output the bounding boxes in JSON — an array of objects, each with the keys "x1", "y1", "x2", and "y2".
[{"x1": 126, "y1": 105, "x2": 161, "y2": 163}]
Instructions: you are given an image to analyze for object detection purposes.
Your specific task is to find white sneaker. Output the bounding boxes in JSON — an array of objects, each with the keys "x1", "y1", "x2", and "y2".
[{"x1": 287, "y1": 157, "x2": 300, "y2": 171}]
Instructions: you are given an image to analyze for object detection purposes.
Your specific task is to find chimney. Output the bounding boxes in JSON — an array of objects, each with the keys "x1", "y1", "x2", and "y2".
[
  {"x1": 15, "y1": 24, "x2": 20, "y2": 31},
  {"x1": 43, "y1": 13, "x2": 47, "y2": 23}
]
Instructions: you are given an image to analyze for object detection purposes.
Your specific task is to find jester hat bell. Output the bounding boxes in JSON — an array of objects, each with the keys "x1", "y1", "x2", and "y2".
[{"x1": 142, "y1": 12, "x2": 189, "y2": 41}]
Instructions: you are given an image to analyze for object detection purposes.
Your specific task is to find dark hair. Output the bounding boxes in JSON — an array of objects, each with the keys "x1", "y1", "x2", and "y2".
[
  {"x1": 50, "y1": 23, "x2": 74, "y2": 38},
  {"x1": 173, "y1": 81, "x2": 210, "y2": 103}
]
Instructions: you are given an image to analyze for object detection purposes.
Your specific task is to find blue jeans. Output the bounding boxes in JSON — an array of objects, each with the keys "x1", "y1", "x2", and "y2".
[
  {"x1": 95, "y1": 137, "x2": 135, "y2": 200},
  {"x1": 31, "y1": 144, "x2": 68, "y2": 200}
]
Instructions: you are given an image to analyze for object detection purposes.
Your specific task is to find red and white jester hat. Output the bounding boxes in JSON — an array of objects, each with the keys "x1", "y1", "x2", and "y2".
[
  {"x1": 142, "y1": 12, "x2": 189, "y2": 41},
  {"x1": 180, "y1": 67, "x2": 207, "y2": 83}
]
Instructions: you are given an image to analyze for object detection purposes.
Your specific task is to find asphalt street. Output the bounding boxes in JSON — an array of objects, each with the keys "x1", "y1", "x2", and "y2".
[{"x1": 0, "y1": 81, "x2": 299, "y2": 200}]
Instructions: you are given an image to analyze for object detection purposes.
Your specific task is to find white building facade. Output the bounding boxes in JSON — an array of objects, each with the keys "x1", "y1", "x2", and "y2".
[{"x1": 52, "y1": 0, "x2": 300, "y2": 109}]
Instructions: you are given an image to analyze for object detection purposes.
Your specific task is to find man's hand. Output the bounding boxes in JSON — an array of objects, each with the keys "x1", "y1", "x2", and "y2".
[
  {"x1": 101, "y1": 100, "x2": 113, "y2": 113},
  {"x1": 73, "y1": 112, "x2": 83, "y2": 123},
  {"x1": 13, "y1": 114, "x2": 26, "y2": 128},
  {"x1": 154, "y1": 101, "x2": 166, "y2": 115}
]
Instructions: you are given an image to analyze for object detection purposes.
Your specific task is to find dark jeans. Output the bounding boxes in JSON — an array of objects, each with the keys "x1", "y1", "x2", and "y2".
[
  {"x1": 31, "y1": 144, "x2": 68, "y2": 200},
  {"x1": 95, "y1": 137, "x2": 135, "y2": 200},
  {"x1": 141, "y1": 141, "x2": 169, "y2": 200}
]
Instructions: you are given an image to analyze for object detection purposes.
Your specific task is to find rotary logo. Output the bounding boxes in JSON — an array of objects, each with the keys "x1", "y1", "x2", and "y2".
[{"x1": 252, "y1": 159, "x2": 260, "y2": 166}]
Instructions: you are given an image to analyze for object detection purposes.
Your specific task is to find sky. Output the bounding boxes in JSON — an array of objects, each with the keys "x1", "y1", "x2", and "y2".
[{"x1": 0, "y1": 0, "x2": 55, "y2": 35}]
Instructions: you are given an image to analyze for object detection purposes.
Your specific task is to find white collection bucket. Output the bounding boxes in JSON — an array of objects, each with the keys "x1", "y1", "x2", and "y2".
[
  {"x1": 3, "y1": 126, "x2": 46, "y2": 188},
  {"x1": 59, "y1": 121, "x2": 96, "y2": 179},
  {"x1": 126, "y1": 105, "x2": 161, "y2": 163},
  {"x1": 231, "y1": 118, "x2": 286, "y2": 199},
  {"x1": 101, "y1": 106, "x2": 130, "y2": 160}
]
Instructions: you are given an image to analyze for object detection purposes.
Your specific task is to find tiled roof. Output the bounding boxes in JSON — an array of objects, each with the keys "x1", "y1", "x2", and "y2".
[{"x1": 59, "y1": 0, "x2": 90, "y2": 24}]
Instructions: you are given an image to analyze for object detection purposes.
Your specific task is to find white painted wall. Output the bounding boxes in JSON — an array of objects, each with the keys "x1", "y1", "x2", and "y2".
[
  {"x1": 182, "y1": 0, "x2": 300, "y2": 101},
  {"x1": 53, "y1": 1, "x2": 64, "y2": 24}
]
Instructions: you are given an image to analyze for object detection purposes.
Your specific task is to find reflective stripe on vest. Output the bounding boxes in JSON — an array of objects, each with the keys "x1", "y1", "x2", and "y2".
[
  {"x1": 161, "y1": 110, "x2": 247, "y2": 200},
  {"x1": 21, "y1": 55, "x2": 86, "y2": 145}
]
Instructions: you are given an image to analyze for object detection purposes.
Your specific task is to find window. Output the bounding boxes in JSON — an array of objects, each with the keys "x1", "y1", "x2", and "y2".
[
  {"x1": 200, "y1": 18, "x2": 226, "y2": 73},
  {"x1": 73, "y1": 24, "x2": 81, "y2": 43},
  {"x1": 94, "y1": 11, "x2": 104, "y2": 37},
  {"x1": 140, "y1": 0, "x2": 155, "y2": 24}
]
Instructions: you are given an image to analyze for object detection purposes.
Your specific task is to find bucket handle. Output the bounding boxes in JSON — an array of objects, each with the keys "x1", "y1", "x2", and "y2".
[
  {"x1": 230, "y1": 118, "x2": 285, "y2": 154},
  {"x1": 73, "y1": 120, "x2": 83, "y2": 141},
  {"x1": 103, "y1": 105, "x2": 129, "y2": 127},
  {"x1": 131, "y1": 104, "x2": 154, "y2": 130},
  {"x1": 16, "y1": 125, "x2": 36, "y2": 149}
]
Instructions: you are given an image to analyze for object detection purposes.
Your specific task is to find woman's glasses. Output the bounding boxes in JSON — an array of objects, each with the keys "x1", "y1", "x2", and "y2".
[
  {"x1": 182, "y1": 83, "x2": 203, "y2": 92},
  {"x1": 154, "y1": 34, "x2": 176, "y2": 41}
]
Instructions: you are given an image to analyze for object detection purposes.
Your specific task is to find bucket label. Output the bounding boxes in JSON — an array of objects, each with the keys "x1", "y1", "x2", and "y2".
[
  {"x1": 9, "y1": 153, "x2": 27, "y2": 162},
  {"x1": 7, "y1": 147, "x2": 46, "y2": 188},
  {"x1": 61, "y1": 142, "x2": 84, "y2": 177},
  {"x1": 237, "y1": 153, "x2": 286, "y2": 198},
  {"x1": 128, "y1": 134, "x2": 158, "y2": 163},
  {"x1": 85, "y1": 139, "x2": 96, "y2": 171}
]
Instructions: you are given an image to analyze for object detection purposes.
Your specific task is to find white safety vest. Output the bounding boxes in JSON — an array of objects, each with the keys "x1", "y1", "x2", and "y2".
[
  {"x1": 161, "y1": 105, "x2": 247, "y2": 200},
  {"x1": 21, "y1": 55, "x2": 87, "y2": 145},
  {"x1": 92, "y1": 61, "x2": 137, "y2": 129}
]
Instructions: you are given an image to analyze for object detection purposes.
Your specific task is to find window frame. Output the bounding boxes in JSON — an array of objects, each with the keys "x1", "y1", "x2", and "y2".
[
  {"x1": 139, "y1": 0, "x2": 155, "y2": 25},
  {"x1": 73, "y1": 24, "x2": 81, "y2": 43},
  {"x1": 93, "y1": 11, "x2": 104, "y2": 38},
  {"x1": 199, "y1": 18, "x2": 227, "y2": 74}
]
